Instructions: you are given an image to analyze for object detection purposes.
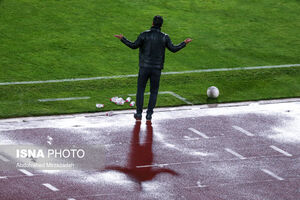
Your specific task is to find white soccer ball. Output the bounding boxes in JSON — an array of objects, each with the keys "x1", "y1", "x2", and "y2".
[{"x1": 207, "y1": 86, "x2": 219, "y2": 98}]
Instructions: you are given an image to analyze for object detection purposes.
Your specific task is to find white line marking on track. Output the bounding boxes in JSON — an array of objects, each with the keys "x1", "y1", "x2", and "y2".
[
  {"x1": 270, "y1": 145, "x2": 292, "y2": 157},
  {"x1": 197, "y1": 181, "x2": 208, "y2": 188},
  {"x1": 183, "y1": 136, "x2": 200, "y2": 140},
  {"x1": 137, "y1": 160, "x2": 206, "y2": 168},
  {"x1": 137, "y1": 163, "x2": 182, "y2": 168},
  {"x1": 184, "y1": 181, "x2": 208, "y2": 189},
  {"x1": 185, "y1": 178, "x2": 300, "y2": 189},
  {"x1": 0, "y1": 154, "x2": 10, "y2": 162},
  {"x1": 1, "y1": 64, "x2": 299, "y2": 85},
  {"x1": 188, "y1": 128, "x2": 209, "y2": 139},
  {"x1": 129, "y1": 91, "x2": 193, "y2": 105},
  {"x1": 136, "y1": 153, "x2": 294, "y2": 168},
  {"x1": 225, "y1": 148, "x2": 246, "y2": 160},
  {"x1": 261, "y1": 169, "x2": 284, "y2": 181},
  {"x1": 67, "y1": 198, "x2": 76, "y2": 200},
  {"x1": 18, "y1": 169, "x2": 34, "y2": 176},
  {"x1": 0, "y1": 176, "x2": 7, "y2": 179},
  {"x1": 42, "y1": 183, "x2": 60, "y2": 192},
  {"x1": 232, "y1": 125, "x2": 254, "y2": 136},
  {"x1": 65, "y1": 193, "x2": 115, "y2": 198},
  {"x1": 38, "y1": 96, "x2": 90, "y2": 102},
  {"x1": 0, "y1": 174, "x2": 43, "y2": 179}
]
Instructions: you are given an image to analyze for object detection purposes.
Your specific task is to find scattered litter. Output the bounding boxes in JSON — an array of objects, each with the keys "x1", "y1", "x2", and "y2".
[
  {"x1": 116, "y1": 98, "x2": 125, "y2": 105},
  {"x1": 106, "y1": 111, "x2": 113, "y2": 116},
  {"x1": 47, "y1": 136, "x2": 53, "y2": 141},
  {"x1": 110, "y1": 96, "x2": 135, "y2": 106},
  {"x1": 125, "y1": 97, "x2": 131, "y2": 102},
  {"x1": 110, "y1": 97, "x2": 118, "y2": 103},
  {"x1": 130, "y1": 101, "x2": 135, "y2": 107},
  {"x1": 96, "y1": 104, "x2": 104, "y2": 108},
  {"x1": 47, "y1": 136, "x2": 53, "y2": 146}
]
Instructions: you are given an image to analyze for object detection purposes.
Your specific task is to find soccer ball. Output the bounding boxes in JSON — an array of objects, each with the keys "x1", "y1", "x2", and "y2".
[{"x1": 207, "y1": 86, "x2": 219, "y2": 98}]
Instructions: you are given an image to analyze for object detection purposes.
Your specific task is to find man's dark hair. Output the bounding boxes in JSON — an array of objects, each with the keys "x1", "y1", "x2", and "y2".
[{"x1": 153, "y1": 15, "x2": 163, "y2": 27}]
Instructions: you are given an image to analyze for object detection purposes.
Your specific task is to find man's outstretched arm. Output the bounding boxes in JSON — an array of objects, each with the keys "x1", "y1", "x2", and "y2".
[
  {"x1": 114, "y1": 34, "x2": 143, "y2": 49},
  {"x1": 166, "y1": 35, "x2": 192, "y2": 53}
]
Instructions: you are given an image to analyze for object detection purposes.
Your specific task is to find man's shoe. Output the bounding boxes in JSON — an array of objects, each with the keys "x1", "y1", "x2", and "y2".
[
  {"x1": 134, "y1": 113, "x2": 142, "y2": 121},
  {"x1": 146, "y1": 113, "x2": 152, "y2": 121}
]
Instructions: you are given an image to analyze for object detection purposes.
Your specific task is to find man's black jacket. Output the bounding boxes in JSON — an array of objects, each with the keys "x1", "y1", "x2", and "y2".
[{"x1": 121, "y1": 26, "x2": 186, "y2": 69}]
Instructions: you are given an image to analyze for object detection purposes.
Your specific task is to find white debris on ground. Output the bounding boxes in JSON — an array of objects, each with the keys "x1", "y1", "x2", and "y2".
[
  {"x1": 95, "y1": 96, "x2": 134, "y2": 111},
  {"x1": 110, "y1": 96, "x2": 135, "y2": 106}
]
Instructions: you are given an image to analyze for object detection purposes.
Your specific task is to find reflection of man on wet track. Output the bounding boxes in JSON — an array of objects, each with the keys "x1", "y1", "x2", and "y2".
[{"x1": 104, "y1": 121, "x2": 178, "y2": 189}]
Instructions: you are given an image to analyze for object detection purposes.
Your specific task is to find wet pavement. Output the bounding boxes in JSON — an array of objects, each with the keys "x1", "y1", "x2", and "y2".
[{"x1": 0, "y1": 98, "x2": 300, "y2": 200}]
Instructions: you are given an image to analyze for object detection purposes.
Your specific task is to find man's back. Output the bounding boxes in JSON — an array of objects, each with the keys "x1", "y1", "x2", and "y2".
[
  {"x1": 121, "y1": 26, "x2": 186, "y2": 69},
  {"x1": 139, "y1": 27, "x2": 168, "y2": 69}
]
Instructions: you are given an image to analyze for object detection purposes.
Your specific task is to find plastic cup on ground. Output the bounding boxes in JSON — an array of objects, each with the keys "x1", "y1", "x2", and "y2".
[
  {"x1": 106, "y1": 111, "x2": 113, "y2": 116},
  {"x1": 96, "y1": 104, "x2": 104, "y2": 108},
  {"x1": 110, "y1": 97, "x2": 118, "y2": 103},
  {"x1": 130, "y1": 101, "x2": 135, "y2": 107},
  {"x1": 126, "y1": 97, "x2": 131, "y2": 102}
]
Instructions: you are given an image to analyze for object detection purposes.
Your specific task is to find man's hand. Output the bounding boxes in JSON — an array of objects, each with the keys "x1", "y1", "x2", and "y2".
[
  {"x1": 184, "y1": 38, "x2": 192, "y2": 44},
  {"x1": 114, "y1": 34, "x2": 124, "y2": 40}
]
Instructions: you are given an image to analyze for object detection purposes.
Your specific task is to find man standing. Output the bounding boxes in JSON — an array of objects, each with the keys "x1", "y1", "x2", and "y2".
[{"x1": 115, "y1": 15, "x2": 192, "y2": 121}]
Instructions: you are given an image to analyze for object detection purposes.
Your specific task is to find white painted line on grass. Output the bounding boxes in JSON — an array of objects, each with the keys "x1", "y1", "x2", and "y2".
[
  {"x1": 163, "y1": 64, "x2": 300, "y2": 75},
  {"x1": 232, "y1": 125, "x2": 254, "y2": 137},
  {"x1": 1, "y1": 64, "x2": 299, "y2": 86},
  {"x1": 225, "y1": 148, "x2": 246, "y2": 160},
  {"x1": 261, "y1": 169, "x2": 284, "y2": 181},
  {"x1": 188, "y1": 128, "x2": 209, "y2": 139},
  {"x1": 0, "y1": 176, "x2": 7, "y2": 179},
  {"x1": 0, "y1": 154, "x2": 10, "y2": 162},
  {"x1": 270, "y1": 145, "x2": 292, "y2": 157},
  {"x1": 38, "y1": 96, "x2": 90, "y2": 102},
  {"x1": 42, "y1": 183, "x2": 60, "y2": 192},
  {"x1": 166, "y1": 91, "x2": 193, "y2": 105},
  {"x1": 18, "y1": 169, "x2": 34, "y2": 176},
  {"x1": 67, "y1": 198, "x2": 76, "y2": 200},
  {"x1": 129, "y1": 91, "x2": 193, "y2": 105}
]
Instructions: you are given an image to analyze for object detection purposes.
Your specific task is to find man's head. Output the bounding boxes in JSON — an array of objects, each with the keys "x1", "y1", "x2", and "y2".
[{"x1": 153, "y1": 15, "x2": 163, "y2": 28}]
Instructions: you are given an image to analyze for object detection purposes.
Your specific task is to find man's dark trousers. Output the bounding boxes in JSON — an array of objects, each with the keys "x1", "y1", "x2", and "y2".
[{"x1": 136, "y1": 67, "x2": 161, "y2": 116}]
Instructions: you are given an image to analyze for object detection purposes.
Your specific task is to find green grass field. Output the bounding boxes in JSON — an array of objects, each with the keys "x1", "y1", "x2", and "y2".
[{"x1": 0, "y1": 0, "x2": 300, "y2": 118}]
